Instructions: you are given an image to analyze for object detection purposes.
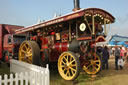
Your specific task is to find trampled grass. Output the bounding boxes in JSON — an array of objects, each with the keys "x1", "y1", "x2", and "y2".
[
  {"x1": 50, "y1": 59, "x2": 128, "y2": 85},
  {"x1": 0, "y1": 62, "x2": 10, "y2": 77},
  {"x1": 1, "y1": 58, "x2": 128, "y2": 85}
]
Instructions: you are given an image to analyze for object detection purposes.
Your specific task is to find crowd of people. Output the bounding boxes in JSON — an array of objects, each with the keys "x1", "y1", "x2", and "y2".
[{"x1": 97, "y1": 45, "x2": 128, "y2": 70}]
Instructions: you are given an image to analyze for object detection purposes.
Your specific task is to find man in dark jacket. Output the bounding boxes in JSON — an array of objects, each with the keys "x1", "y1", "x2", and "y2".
[
  {"x1": 102, "y1": 46, "x2": 109, "y2": 70},
  {"x1": 115, "y1": 45, "x2": 120, "y2": 70}
]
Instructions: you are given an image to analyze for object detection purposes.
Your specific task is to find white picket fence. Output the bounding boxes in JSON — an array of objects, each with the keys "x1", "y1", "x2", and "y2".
[{"x1": 0, "y1": 59, "x2": 49, "y2": 85}]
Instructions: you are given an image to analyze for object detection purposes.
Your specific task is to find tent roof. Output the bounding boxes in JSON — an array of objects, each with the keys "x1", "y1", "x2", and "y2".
[{"x1": 109, "y1": 34, "x2": 128, "y2": 42}]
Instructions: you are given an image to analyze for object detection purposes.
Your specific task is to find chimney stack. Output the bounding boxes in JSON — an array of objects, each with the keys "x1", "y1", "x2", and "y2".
[{"x1": 72, "y1": 0, "x2": 80, "y2": 12}]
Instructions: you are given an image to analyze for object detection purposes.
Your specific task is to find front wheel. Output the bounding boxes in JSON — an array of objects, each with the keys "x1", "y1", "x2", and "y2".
[
  {"x1": 83, "y1": 52, "x2": 101, "y2": 75},
  {"x1": 58, "y1": 51, "x2": 80, "y2": 81}
]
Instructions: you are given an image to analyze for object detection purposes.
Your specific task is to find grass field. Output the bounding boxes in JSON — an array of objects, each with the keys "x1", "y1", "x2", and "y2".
[
  {"x1": 50, "y1": 58, "x2": 128, "y2": 85},
  {"x1": 0, "y1": 62, "x2": 10, "y2": 77},
  {"x1": 0, "y1": 58, "x2": 128, "y2": 85}
]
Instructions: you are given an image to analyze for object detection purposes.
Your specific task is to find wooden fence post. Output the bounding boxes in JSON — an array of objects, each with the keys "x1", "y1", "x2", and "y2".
[
  {"x1": 10, "y1": 74, "x2": 13, "y2": 85},
  {"x1": 25, "y1": 72, "x2": 28, "y2": 85},
  {"x1": 29, "y1": 71, "x2": 33, "y2": 85},
  {"x1": 20, "y1": 73, "x2": 23, "y2": 85},
  {"x1": 46, "y1": 64, "x2": 50, "y2": 85},
  {"x1": 15, "y1": 73, "x2": 18, "y2": 85},
  {"x1": 4, "y1": 74, "x2": 8, "y2": 85}
]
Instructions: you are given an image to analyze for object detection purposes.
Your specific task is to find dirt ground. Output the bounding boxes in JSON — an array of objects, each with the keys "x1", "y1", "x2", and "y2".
[
  {"x1": 79, "y1": 58, "x2": 128, "y2": 85},
  {"x1": 50, "y1": 57, "x2": 128, "y2": 85}
]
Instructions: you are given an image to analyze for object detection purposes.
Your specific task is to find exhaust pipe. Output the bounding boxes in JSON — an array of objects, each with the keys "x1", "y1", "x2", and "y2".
[{"x1": 72, "y1": 0, "x2": 80, "y2": 12}]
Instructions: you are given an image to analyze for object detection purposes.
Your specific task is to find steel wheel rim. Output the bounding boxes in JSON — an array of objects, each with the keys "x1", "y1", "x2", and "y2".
[
  {"x1": 19, "y1": 42, "x2": 32, "y2": 64},
  {"x1": 58, "y1": 52, "x2": 78, "y2": 80},
  {"x1": 83, "y1": 53, "x2": 101, "y2": 74}
]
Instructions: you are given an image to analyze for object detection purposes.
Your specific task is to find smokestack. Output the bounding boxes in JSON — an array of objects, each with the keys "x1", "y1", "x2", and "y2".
[{"x1": 72, "y1": 0, "x2": 80, "y2": 12}]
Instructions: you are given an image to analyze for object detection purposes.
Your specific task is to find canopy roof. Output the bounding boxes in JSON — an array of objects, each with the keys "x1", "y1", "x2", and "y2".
[
  {"x1": 109, "y1": 34, "x2": 128, "y2": 42},
  {"x1": 15, "y1": 8, "x2": 115, "y2": 34}
]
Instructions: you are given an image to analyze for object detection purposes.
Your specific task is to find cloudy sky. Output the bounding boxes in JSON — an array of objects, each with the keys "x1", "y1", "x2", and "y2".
[{"x1": 0, "y1": 0, "x2": 128, "y2": 39}]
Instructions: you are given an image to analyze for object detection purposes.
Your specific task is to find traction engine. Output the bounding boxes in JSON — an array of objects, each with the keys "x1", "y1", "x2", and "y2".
[{"x1": 16, "y1": 0, "x2": 115, "y2": 80}]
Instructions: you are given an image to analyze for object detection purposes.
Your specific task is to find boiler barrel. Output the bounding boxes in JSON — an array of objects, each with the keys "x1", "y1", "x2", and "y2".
[
  {"x1": 53, "y1": 39, "x2": 80, "y2": 53},
  {"x1": 53, "y1": 42, "x2": 69, "y2": 52}
]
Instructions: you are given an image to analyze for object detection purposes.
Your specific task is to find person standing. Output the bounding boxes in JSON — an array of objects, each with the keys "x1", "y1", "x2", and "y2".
[
  {"x1": 120, "y1": 46, "x2": 125, "y2": 61},
  {"x1": 102, "y1": 46, "x2": 110, "y2": 70},
  {"x1": 119, "y1": 46, "x2": 126, "y2": 70},
  {"x1": 114, "y1": 45, "x2": 120, "y2": 70},
  {"x1": 112, "y1": 47, "x2": 115, "y2": 56}
]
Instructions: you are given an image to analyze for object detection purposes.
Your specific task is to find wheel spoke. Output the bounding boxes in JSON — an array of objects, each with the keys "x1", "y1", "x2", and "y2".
[
  {"x1": 71, "y1": 69, "x2": 75, "y2": 75},
  {"x1": 68, "y1": 70, "x2": 71, "y2": 77},
  {"x1": 69, "y1": 59, "x2": 75, "y2": 64},
  {"x1": 63, "y1": 56, "x2": 68, "y2": 63},
  {"x1": 94, "y1": 60, "x2": 100, "y2": 63},
  {"x1": 66, "y1": 54, "x2": 69, "y2": 62},
  {"x1": 63, "y1": 67, "x2": 67, "y2": 71},
  {"x1": 70, "y1": 64, "x2": 76, "y2": 67},
  {"x1": 21, "y1": 58, "x2": 25, "y2": 61},
  {"x1": 66, "y1": 70, "x2": 69, "y2": 76},
  {"x1": 69, "y1": 66, "x2": 76, "y2": 72},
  {"x1": 23, "y1": 44, "x2": 28, "y2": 50},
  {"x1": 27, "y1": 53, "x2": 32, "y2": 57},
  {"x1": 86, "y1": 64, "x2": 92, "y2": 69},
  {"x1": 61, "y1": 65, "x2": 65, "y2": 68},
  {"x1": 27, "y1": 47, "x2": 31, "y2": 52},
  {"x1": 21, "y1": 49, "x2": 26, "y2": 53},
  {"x1": 92, "y1": 65, "x2": 98, "y2": 71},
  {"x1": 28, "y1": 55, "x2": 32, "y2": 59},
  {"x1": 62, "y1": 60, "x2": 66, "y2": 65},
  {"x1": 95, "y1": 63, "x2": 100, "y2": 66},
  {"x1": 70, "y1": 56, "x2": 72, "y2": 62}
]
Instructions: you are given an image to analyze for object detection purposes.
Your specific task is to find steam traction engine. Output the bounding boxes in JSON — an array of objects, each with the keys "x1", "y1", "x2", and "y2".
[{"x1": 15, "y1": 3, "x2": 115, "y2": 80}]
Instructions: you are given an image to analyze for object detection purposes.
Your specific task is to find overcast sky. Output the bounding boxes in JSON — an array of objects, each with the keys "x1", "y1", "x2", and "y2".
[{"x1": 0, "y1": 0, "x2": 128, "y2": 39}]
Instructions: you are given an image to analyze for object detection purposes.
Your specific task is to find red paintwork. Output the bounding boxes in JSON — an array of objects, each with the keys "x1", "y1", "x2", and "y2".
[
  {"x1": 0, "y1": 24, "x2": 24, "y2": 60},
  {"x1": 77, "y1": 36, "x2": 92, "y2": 41},
  {"x1": 30, "y1": 36, "x2": 37, "y2": 41},
  {"x1": 61, "y1": 42, "x2": 69, "y2": 52},
  {"x1": 3, "y1": 34, "x2": 13, "y2": 52},
  {"x1": 54, "y1": 43, "x2": 61, "y2": 51},
  {"x1": 41, "y1": 38, "x2": 48, "y2": 49},
  {"x1": 95, "y1": 36, "x2": 106, "y2": 42},
  {"x1": 53, "y1": 42, "x2": 69, "y2": 52},
  {"x1": 5, "y1": 55, "x2": 8, "y2": 62}
]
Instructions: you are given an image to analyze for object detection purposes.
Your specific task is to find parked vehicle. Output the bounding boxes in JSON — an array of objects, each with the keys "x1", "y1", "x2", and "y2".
[{"x1": 0, "y1": 24, "x2": 25, "y2": 65}]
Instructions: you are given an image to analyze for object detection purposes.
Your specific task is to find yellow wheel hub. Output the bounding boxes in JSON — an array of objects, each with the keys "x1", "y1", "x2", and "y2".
[
  {"x1": 58, "y1": 51, "x2": 80, "y2": 80},
  {"x1": 19, "y1": 42, "x2": 32, "y2": 64},
  {"x1": 83, "y1": 53, "x2": 101, "y2": 74}
]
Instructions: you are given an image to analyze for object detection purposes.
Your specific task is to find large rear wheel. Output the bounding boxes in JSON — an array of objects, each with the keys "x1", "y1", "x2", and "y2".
[
  {"x1": 58, "y1": 51, "x2": 80, "y2": 81},
  {"x1": 83, "y1": 52, "x2": 101, "y2": 75},
  {"x1": 18, "y1": 41, "x2": 40, "y2": 65}
]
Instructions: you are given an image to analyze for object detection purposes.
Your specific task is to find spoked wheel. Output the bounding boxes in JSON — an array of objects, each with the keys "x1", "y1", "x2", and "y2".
[
  {"x1": 83, "y1": 52, "x2": 101, "y2": 75},
  {"x1": 58, "y1": 51, "x2": 80, "y2": 81},
  {"x1": 18, "y1": 41, "x2": 40, "y2": 65}
]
